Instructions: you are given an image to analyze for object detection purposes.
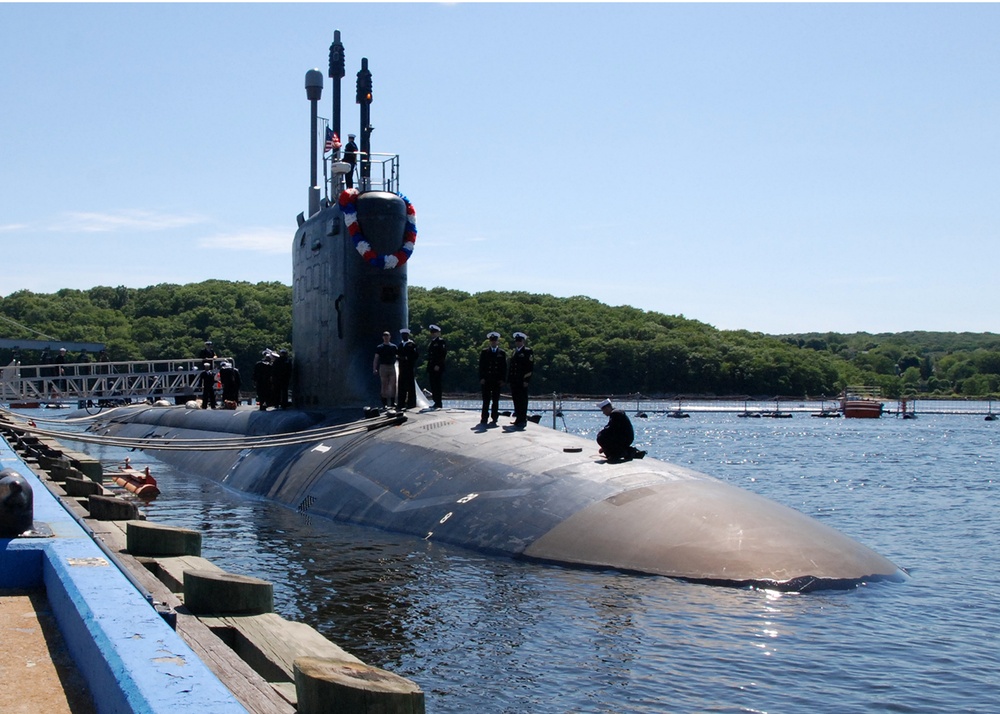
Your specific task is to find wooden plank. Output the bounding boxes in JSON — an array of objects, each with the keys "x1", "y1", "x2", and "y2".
[
  {"x1": 120, "y1": 554, "x2": 294, "y2": 714},
  {"x1": 85, "y1": 519, "x2": 129, "y2": 553},
  {"x1": 155, "y1": 555, "x2": 225, "y2": 594},
  {"x1": 200, "y1": 613, "x2": 362, "y2": 689},
  {"x1": 176, "y1": 612, "x2": 296, "y2": 714}
]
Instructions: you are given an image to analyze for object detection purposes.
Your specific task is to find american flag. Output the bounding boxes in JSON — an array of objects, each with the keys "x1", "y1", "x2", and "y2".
[{"x1": 325, "y1": 128, "x2": 341, "y2": 152}]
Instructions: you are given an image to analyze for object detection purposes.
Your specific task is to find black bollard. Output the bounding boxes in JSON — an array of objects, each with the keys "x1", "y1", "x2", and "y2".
[{"x1": 0, "y1": 468, "x2": 34, "y2": 537}]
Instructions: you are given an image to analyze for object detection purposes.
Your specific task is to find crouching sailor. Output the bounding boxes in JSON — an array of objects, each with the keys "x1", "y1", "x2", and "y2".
[{"x1": 596, "y1": 398, "x2": 645, "y2": 462}]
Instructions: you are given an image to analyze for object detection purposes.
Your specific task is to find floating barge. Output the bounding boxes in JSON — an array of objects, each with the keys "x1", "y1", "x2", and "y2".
[{"x1": 841, "y1": 386, "x2": 885, "y2": 419}]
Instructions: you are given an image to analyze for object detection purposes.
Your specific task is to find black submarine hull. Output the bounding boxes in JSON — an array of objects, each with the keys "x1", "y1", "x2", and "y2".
[{"x1": 92, "y1": 404, "x2": 906, "y2": 591}]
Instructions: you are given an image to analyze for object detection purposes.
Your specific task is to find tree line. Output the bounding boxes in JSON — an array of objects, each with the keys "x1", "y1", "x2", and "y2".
[{"x1": 2, "y1": 281, "x2": 997, "y2": 399}]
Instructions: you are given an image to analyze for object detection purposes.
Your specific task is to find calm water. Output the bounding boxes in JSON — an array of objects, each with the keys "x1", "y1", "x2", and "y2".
[{"x1": 68, "y1": 407, "x2": 999, "y2": 713}]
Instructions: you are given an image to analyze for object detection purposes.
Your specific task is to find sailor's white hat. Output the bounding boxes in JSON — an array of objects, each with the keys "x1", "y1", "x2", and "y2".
[
  {"x1": 513, "y1": 331, "x2": 527, "y2": 340},
  {"x1": 429, "y1": 324, "x2": 441, "y2": 332},
  {"x1": 487, "y1": 331, "x2": 500, "y2": 339},
  {"x1": 400, "y1": 328, "x2": 411, "y2": 335},
  {"x1": 597, "y1": 398, "x2": 613, "y2": 409}
]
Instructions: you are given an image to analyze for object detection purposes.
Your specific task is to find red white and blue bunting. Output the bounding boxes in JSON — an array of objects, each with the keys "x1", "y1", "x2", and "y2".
[{"x1": 338, "y1": 189, "x2": 417, "y2": 269}]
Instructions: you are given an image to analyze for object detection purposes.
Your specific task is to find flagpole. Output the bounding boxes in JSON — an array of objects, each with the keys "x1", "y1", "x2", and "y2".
[{"x1": 322, "y1": 120, "x2": 330, "y2": 200}]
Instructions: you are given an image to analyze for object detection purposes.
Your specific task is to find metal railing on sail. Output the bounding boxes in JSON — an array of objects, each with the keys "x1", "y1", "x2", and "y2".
[{"x1": 319, "y1": 118, "x2": 399, "y2": 197}]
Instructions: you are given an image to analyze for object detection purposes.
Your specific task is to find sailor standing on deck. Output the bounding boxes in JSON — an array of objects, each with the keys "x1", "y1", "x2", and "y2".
[
  {"x1": 197, "y1": 362, "x2": 217, "y2": 409},
  {"x1": 373, "y1": 331, "x2": 398, "y2": 409},
  {"x1": 397, "y1": 329, "x2": 418, "y2": 409},
  {"x1": 508, "y1": 331, "x2": 533, "y2": 428},
  {"x1": 426, "y1": 324, "x2": 447, "y2": 409},
  {"x1": 272, "y1": 349, "x2": 291, "y2": 409},
  {"x1": 253, "y1": 350, "x2": 274, "y2": 411},
  {"x1": 478, "y1": 332, "x2": 507, "y2": 426},
  {"x1": 219, "y1": 361, "x2": 241, "y2": 408}
]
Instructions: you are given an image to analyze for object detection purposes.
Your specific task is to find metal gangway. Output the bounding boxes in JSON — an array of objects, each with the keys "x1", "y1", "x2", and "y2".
[{"x1": 0, "y1": 358, "x2": 233, "y2": 409}]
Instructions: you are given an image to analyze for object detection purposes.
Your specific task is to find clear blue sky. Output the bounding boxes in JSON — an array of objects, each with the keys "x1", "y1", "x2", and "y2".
[{"x1": 2, "y1": 3, "x2": 998, "y2": 335}]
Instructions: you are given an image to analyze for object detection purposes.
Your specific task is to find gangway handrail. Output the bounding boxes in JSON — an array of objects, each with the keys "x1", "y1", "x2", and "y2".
[{"x1": 1, "y1": 357, "x2": 236, "y2": 406}]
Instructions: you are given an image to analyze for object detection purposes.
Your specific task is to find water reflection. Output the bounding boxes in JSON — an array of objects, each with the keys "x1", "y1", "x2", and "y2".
[{"x1": 49, "y1": 408, "x2": 1000, "y2": 712}]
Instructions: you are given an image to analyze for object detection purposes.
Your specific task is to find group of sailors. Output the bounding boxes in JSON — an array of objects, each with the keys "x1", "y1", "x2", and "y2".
[
  {"x1": 195, "y1": 341, "x2": 290, "y2": 411},
  {"x1": 372, "y1": 324, "x2": 448, "y2": 411},
  {"x1": 371, "y1": 325, "x2": 535, "y2": 429},
  {"x1": 373, "y1": 327, "x2": 428, "y2": 410},
  {"x1": 191, "y1": 334, "x2": 643, "y2": 463}
]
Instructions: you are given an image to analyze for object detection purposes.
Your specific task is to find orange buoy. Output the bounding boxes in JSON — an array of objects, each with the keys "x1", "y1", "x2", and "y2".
[{"x1": 112, "y1": 463, "x2": 160, "y2": 500}]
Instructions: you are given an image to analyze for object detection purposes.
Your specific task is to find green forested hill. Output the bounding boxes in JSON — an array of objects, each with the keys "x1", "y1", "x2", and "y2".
[
  {"x1": 0, "y1": 281, "x2": 292, "y2": 383},
  {"x1": 780, "y1": 330, "x2": 1000, "y2": 398},
  {"x1": 2, "y1": 282, "x2": 998, "y2": 398}
]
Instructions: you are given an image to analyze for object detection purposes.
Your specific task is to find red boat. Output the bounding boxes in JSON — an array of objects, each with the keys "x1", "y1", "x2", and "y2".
[{"x1": 841, "y1": 386, "x2": 884, "y2": 419}]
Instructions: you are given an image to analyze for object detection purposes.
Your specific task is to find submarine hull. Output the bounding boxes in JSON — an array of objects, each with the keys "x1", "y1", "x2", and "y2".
[{"x1": 92, "y1": 405, "x2": 905, "y2": 591}]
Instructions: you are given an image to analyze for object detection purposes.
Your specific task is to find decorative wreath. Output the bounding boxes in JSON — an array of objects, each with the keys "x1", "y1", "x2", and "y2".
[{"x1": 338, "y1": 189, "x2": 417, "y2": 269}]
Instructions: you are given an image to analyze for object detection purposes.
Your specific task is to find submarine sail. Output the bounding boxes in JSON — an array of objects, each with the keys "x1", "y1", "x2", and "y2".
[{"x1": 89, "y1": 33, "x2": 905, "y2": 592}]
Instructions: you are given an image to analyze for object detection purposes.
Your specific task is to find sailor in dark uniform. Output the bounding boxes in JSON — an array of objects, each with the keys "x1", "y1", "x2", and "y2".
[
  {"x1": 219, "y1": 361, "x2": 241, "y2": 407},
  {"x1": 343, "y1": 134, "x2": 358, "y2": 189},
  {"x1": 198, "y1": 341, "x2": 217, "y2": 364},
  {"x1": 426, "y1": 324, "x2": 447, "y2": 409},
  {"x1": 478, "y1": 331, "x2": 507, "y2": 425},
  {"x1": 508, "y1": 331, "x2": 533, "y2": 428},
  {"x1": 272, "y1": 349, "x2": 291, "y2": 409},
  {"x1": 198, "y1": 362, "x2": 218, "y2": 409},
  {"x1": 397, "y1": 328, "x2": 418, "y2": 409},
  {"x1": 596, "y1": 398, "x2": 643, "y2": 462},
  {"x1": 53, "y1": 347, "x2": 68, "y2": 394},
  {"x1": 253, "y1": 350, "x2": 273, "y2": 410}
]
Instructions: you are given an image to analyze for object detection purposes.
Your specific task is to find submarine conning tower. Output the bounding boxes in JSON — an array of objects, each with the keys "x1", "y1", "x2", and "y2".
[{"x1": 292, "y1": 37, "x2": 415, "y2": 409}]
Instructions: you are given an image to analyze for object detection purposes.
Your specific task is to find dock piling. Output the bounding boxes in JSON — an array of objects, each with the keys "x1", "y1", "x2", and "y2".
[{"x1": 294, "y1": 656, "x2": 425, "y2": 714}]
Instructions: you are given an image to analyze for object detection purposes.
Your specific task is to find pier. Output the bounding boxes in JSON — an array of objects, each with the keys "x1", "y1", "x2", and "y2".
[
  {"x1": 450, "y1": 395, "x2": 1000, "y2": 421},
  {"x1": 0, "y1": 418, "x2": 424, "y2": 713}
]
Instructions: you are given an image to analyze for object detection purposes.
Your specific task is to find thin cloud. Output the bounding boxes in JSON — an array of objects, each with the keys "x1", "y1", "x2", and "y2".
[
  {"x1": 199, "y1": 228, "x2": 290, "y2": 254},
  {"x1": 49, "y1": 210, "x2": 207, "y2": 233},
  {"x1": 0, "y1": 223, "x2": 28, "y2": 233}
]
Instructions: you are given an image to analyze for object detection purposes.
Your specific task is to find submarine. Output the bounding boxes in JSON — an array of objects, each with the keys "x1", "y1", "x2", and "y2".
[{"x1": 90, "y1": 32, "x2": 906, "y2": 592}]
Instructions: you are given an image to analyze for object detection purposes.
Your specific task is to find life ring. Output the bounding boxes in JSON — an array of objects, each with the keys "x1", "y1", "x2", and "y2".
[{"x1": 338, "y1": 189, "x2": 417, "y2": 269}]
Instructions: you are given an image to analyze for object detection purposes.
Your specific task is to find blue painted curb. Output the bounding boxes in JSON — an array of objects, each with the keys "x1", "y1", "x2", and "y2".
[{"x1": 2, "y1": 436, "x2": 249, "y2": 714}]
